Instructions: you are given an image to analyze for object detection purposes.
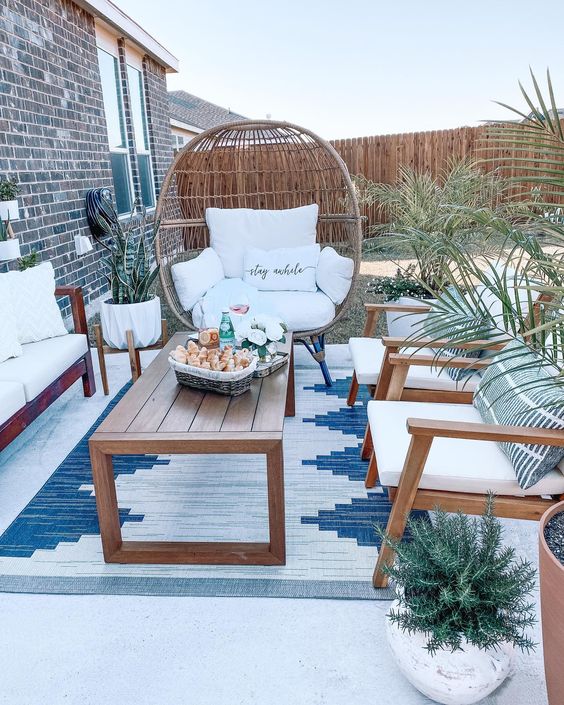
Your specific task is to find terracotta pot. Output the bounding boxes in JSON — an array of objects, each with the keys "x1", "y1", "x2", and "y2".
[{"x1": 539, "y1": 501, "x2": 564, "y2": 705}]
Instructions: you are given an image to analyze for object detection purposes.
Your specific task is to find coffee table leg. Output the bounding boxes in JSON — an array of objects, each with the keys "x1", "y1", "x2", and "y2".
[
  {"x1": 285, "y1": 342, "x2": 295, "y2": 417},
  {"x1": 90, "y1": 443, "x2": 122, "y2": 560},
  {"x1": 266, "y1": 440, "x2": 286, "y2": 563}
]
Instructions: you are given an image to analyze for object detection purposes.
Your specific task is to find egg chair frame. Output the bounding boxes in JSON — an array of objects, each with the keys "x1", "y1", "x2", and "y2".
[{"x1": 155, "y1": 120, "x2": 363, "y2": 385}]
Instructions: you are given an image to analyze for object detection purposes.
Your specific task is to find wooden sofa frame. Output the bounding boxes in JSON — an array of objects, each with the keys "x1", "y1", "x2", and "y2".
[
  {"x1": 0, "y1": 286, "x2": 96, "y2": 453},
  {"x1": 369, "y1": 349, "x2": 564, "y2": 588}
]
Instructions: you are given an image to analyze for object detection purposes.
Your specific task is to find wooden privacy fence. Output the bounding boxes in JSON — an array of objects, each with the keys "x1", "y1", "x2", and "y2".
[{"x1": 331, "y1": 123, "x2": 564, "y2": 229}]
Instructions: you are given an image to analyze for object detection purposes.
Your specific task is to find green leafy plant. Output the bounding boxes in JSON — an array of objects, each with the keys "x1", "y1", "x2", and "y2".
[
  {"x1": 368, "y1": 265, "x2": 434, "y2": 302},
  {"x1": 355, "y1": 158, "x2": 511, "y2": 289},
  {"x1": 378, "y1": 495, "x2": 537, "y2": 654},
  {"x1": 0, "y1": 177, "x2": 19, "y2": 202},
  {"x1": 90, "y1": 197, "x2": 160, "y2": 305},
  {"x1": 18, "y1": 250, "x2": 38, "y2": 271},
  {"x1": 0, "y1": 218, "x2": 9, "y2": 242}
]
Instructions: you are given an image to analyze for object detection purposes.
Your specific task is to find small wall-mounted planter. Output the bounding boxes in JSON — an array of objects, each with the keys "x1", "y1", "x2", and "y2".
[
  {"x1": 100, "y1": 296, "x2": 162, "y2": 350},
  {"x1": 0, "y1": 238, "x2": 21, "y2": 261},
  {"x1": 0, "y1": 199, "x2": 19, "y2": 221}
]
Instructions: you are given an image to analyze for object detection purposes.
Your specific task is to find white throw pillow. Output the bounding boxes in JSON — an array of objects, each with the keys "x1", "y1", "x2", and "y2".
[
  {"x1": 316, "y1": 246, "x2": 354, "y2": 304},
  {"x1": 7, "y1": 262, "x2": 67, "y2": 344},
  {"x1": 0, "y1": 276, "x2": 22, "y2": 363},
  {"x1": 206, "y1": 204, "x2": 319, "y2": 278},
  {"x1": 171, "y1": 248, "x2": 225, "y2": 311},
  {"x1": 243, "y1": 244, "x2": 320, "y2": 292}
]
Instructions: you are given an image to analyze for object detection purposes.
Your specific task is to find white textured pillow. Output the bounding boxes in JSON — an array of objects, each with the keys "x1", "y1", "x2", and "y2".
[
  {"x1": 316, "y1": 247, "x2": 354, "y2": 304},
  {"x1": 243, "y1": 244, "x2": 320, "y2": 292},
  {"x1": 0, "y1": 276, "x2": 22, "y2": 363},
  {"x1": 172, "y1": 248, "x2": 225, "y2": 311},
  {"x1": 7, "y1": 262, "x2": 67, "y2": 344},
  {"x1": 206, "y1": 204, "x2": 319, "y2": 278}
]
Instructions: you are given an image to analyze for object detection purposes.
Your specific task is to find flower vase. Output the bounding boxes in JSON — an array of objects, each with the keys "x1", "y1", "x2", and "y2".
[{"x1": 258, "y1": 342, "x2": 278, "y2": 363}]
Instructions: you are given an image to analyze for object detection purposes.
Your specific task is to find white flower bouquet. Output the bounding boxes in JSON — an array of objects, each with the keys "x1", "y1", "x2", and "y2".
[{"x1": 238, "y1": 315, "x2": 288, "y2": 361}]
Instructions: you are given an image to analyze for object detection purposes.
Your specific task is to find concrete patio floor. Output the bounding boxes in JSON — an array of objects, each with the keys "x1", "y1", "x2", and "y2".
[{"x1": 0, "y1": 345, "x2": 548, "y2": 705}]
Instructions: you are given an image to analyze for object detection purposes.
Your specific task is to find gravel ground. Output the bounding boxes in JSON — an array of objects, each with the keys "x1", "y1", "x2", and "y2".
[{"x1": 544, "y1": 511, "x2": 564, "y2": 565}]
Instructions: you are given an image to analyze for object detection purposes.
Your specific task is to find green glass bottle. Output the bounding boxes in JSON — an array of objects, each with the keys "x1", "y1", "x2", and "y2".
[{"x1": 219, "y1": 308, "x2": 235, "y2": 350}]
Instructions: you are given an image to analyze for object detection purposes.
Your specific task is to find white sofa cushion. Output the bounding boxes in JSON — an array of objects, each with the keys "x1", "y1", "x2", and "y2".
[
  {"x1": 0, "y1": 276, "x2": 22, "y2": 363},
  {"x1": 206, "y1": 204, "x2": 319, "y2": 278},
  {"x1": 191, "y1": 277, "x2": 336, "y2": 333},
  {"x1": 0, "y1": 381, "x2": 26, "y2": 426},
  {"x1": 316, "y1": 247, "x2": 354, "y2": 305},
  {"x1": 0, "y1": 334, "x2": 88, "y2": 402},
  {"x1": 368, "y1": 400, "x2": 564, "y2": 496},
  {"x1": 348, "y1": 337, "x2": 481, "y2": 391},
  {"x1": 7, "y1": 262, "x2": 67, "y2": 344},
  {"x1": 243, "y1": 244, "x2": 320, "y2": 291},
  {"x1": 171, "y1": 248, "x2": 224, "y2": 311}
]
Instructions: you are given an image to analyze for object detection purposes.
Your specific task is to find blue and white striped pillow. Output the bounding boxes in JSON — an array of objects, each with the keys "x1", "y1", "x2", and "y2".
[{"x1": 473, "y1": 339, "x2": 564, "y2": 490}]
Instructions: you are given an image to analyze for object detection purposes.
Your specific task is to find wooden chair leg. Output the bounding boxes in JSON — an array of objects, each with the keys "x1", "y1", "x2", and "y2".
[
  {"x1": 361, "y1": 422, "x2": 373, "y2": 460},
  {"x1": 347, "y1": 371, "x2": 359, "y2": 407},
  {"x1": 365, "y1": 451, "x2": 379, "y2": 488},
  {"x1": 126, "y1": 330, "x2": 141, "y2": 382},
  {"x1": 373, "y1": 435, "x2": 433, "y2": 588},
  {"x1": 161, "y1": 318, "x2": 168, "y2": 345},
  {"x1": 386, "y1": 364, "x2": 409, "y2": 401},
  {"x1": 94, "y1": 323, "x2": 109, "y2": 396},
  {"x1": 82, "y1": 349, "x2": 96, "y2": 397}
]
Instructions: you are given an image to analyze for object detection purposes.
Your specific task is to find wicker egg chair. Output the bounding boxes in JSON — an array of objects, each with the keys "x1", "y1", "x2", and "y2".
[{"x1": 155, "y1": 120, "x2": 362, "y2": 385}]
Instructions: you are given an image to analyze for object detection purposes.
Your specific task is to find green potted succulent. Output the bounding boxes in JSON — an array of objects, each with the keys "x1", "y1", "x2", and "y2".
[
  {"x1": 93, "y1": 197, "x2": 161, "y2": 350},
  {"x1": 379, "y1": 496, "x2": 536, "y2": 705},
  {"x1": 0, "y1": 176, "x2": 20, "y2": 221}
]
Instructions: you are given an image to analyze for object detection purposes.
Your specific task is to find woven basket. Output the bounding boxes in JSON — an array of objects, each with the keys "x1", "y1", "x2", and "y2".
[{"x1": 169, "y1": 355, "x2": 257, "y2": 396}]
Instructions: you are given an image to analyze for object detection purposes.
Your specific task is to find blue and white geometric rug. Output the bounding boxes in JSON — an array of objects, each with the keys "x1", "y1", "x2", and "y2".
[{"x1": 0, "y1": 370, "x2": 418, "y2": 600}]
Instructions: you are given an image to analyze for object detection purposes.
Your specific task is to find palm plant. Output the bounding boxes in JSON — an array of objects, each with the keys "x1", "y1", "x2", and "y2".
[{"x1": 356, "y1": 158, "x2": 510, "y2": 289}]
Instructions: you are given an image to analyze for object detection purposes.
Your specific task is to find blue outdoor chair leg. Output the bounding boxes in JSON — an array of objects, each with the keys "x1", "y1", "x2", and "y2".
[{"x1": 297, "y1": 334, "x2": 333, "y2": 386}]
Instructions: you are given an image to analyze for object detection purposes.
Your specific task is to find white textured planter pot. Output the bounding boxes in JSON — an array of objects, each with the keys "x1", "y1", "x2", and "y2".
[
  {"x1": 386, "y1": 296, "x2": 436, "y2": 338},
  {"x1": 100, "y1": 296, "x2": 161, "y2": 350},
  {"x1": 0, "y1": 238, "x2": 21, "y2": 261},
  {"x1": 0, "y1": 199, "x2": 19, "y2": 221},
  {"x1": 386, "y1": 602, "x2": 513, "y2": 705}
]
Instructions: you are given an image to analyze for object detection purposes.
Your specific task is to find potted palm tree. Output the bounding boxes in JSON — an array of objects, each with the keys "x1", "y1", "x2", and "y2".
[
  {"x1": 0, "y1": 176, "x2": 19, "y2": 221},
  {"x1": 92, "y1": 197, "x2": 161, "y2": 350},
  {"x1": 379, "y1": 496, "x2": 536, "y2": 705}
]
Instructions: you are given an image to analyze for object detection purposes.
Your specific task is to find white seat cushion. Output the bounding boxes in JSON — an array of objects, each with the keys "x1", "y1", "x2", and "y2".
[
  {"x1": 0, "y1": 381, "x2": 26, "y2": 425},
  {"x1": 348, "y1": 337, "x2": 481, "y2": 391},
  {"x1": 191, "y1": 278, "x2": 336, "y2": 333},
  {"x1": 368, "y1": 400, "x2": 564, "y2": 496},
  {"x1": 0, "y1": 334, "x2": 88, "y2": 402}
]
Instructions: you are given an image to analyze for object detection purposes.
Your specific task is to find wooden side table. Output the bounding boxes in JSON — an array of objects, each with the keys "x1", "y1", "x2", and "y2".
[{"x1": 93, "y1": 320, "x2": 168, "y2": 395}]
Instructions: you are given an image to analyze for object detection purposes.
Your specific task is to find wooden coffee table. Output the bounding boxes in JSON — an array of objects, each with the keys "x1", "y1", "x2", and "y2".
[{"x1": 89, "y1": 333, "x2": 294, "y2": 566}]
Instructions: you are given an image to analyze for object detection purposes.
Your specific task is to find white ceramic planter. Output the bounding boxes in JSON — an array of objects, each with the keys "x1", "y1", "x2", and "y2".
[
  {"x1": 386, "y1": 602, "x2": 513, "y2": 705},
  {"x1": 100, "y1": 296, "x2": 161, "y2": 350},
  {"x1": 386, "y1": 295, "x2": 435, "y2": 338},
  {"x1": 0, "y1": 199, "x2": 19, "y2": 221},
  {"x1": 0, "y1": 238, "x2": 21, "y2": 261}
]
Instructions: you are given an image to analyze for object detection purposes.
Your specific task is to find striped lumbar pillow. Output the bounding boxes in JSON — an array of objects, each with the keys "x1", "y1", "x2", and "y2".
[{"x1": 473, "y1": 339, "x2": 564, "y2": 490}]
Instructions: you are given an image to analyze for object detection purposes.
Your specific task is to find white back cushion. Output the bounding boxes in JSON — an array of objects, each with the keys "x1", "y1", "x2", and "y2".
[
  {"x1": 0, "y1": 276, "x2": 22, "y2": 363},
  {"x1": 7, "y1": 262, "x2": 67, "y2": 344},
  {"x1": 206, "y1": 204, "x2": 319, "y2": 278},
  {"x1": 316, "y1": 246, "x2": 354, "y2": 304},
  {"x1": 243, "y1": 244, "x2": 320, "y2": 291},
  {"x1": 171, "y1": 247, "x2": 225, "y2": 311}
]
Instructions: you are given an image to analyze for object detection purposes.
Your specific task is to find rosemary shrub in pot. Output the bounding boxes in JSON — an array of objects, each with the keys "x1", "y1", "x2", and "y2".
[
  {"x1": 94, "y1": 198, "x2": 161, "y2": 350},
  {"x1": 378, "y1": 496, "x2": 536, "y2": 705}
]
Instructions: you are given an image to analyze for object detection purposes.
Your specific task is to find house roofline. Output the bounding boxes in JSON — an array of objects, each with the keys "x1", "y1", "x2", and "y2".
[
  {"x1": 170, "y1": 118, "x2": 203, "y2": 133},
  {"x1": 76, "y1": 0, "x2": 179, "y2": 72}
]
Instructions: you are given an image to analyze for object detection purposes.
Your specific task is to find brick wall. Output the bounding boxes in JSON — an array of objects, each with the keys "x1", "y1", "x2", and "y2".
[{"x1": 0, "y1": 0, "x2": 172, "y2": 314}]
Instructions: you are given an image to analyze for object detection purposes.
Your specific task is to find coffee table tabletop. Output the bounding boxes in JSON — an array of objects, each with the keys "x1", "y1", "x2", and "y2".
[{"x1": 89, "y1": 332, "x2": 294, "y2": 566}]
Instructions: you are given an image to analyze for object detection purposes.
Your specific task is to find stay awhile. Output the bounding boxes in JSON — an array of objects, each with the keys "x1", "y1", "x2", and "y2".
[{"x1": 248, "y1": 262, "x2": 314, "y2": 280}]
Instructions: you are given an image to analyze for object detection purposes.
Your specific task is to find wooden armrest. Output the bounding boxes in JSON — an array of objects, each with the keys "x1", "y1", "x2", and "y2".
[
  {"x1": 388, "y1": 353, "x2": 491, "y2": 369},
  {"x1": 407, "y1": 418, "x2": 564, "y2": 445},
  {"x1": 55, "y1": 286, "x2": 88, "y2": 336},
  {"x1": 364, "y1": 302, "x2": 432, "y2": 313},
  {"x1": 382, "y1": 336, "x2": 505, "y2": 351}
]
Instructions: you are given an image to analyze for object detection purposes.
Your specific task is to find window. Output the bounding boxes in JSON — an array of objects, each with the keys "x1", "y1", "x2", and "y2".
[
  {"x1": 97, "y1": 47, "x2": 133, "y2": 215},
  {"x1": 127, "y1": 64, "x2": 155, "y2": 209}
]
